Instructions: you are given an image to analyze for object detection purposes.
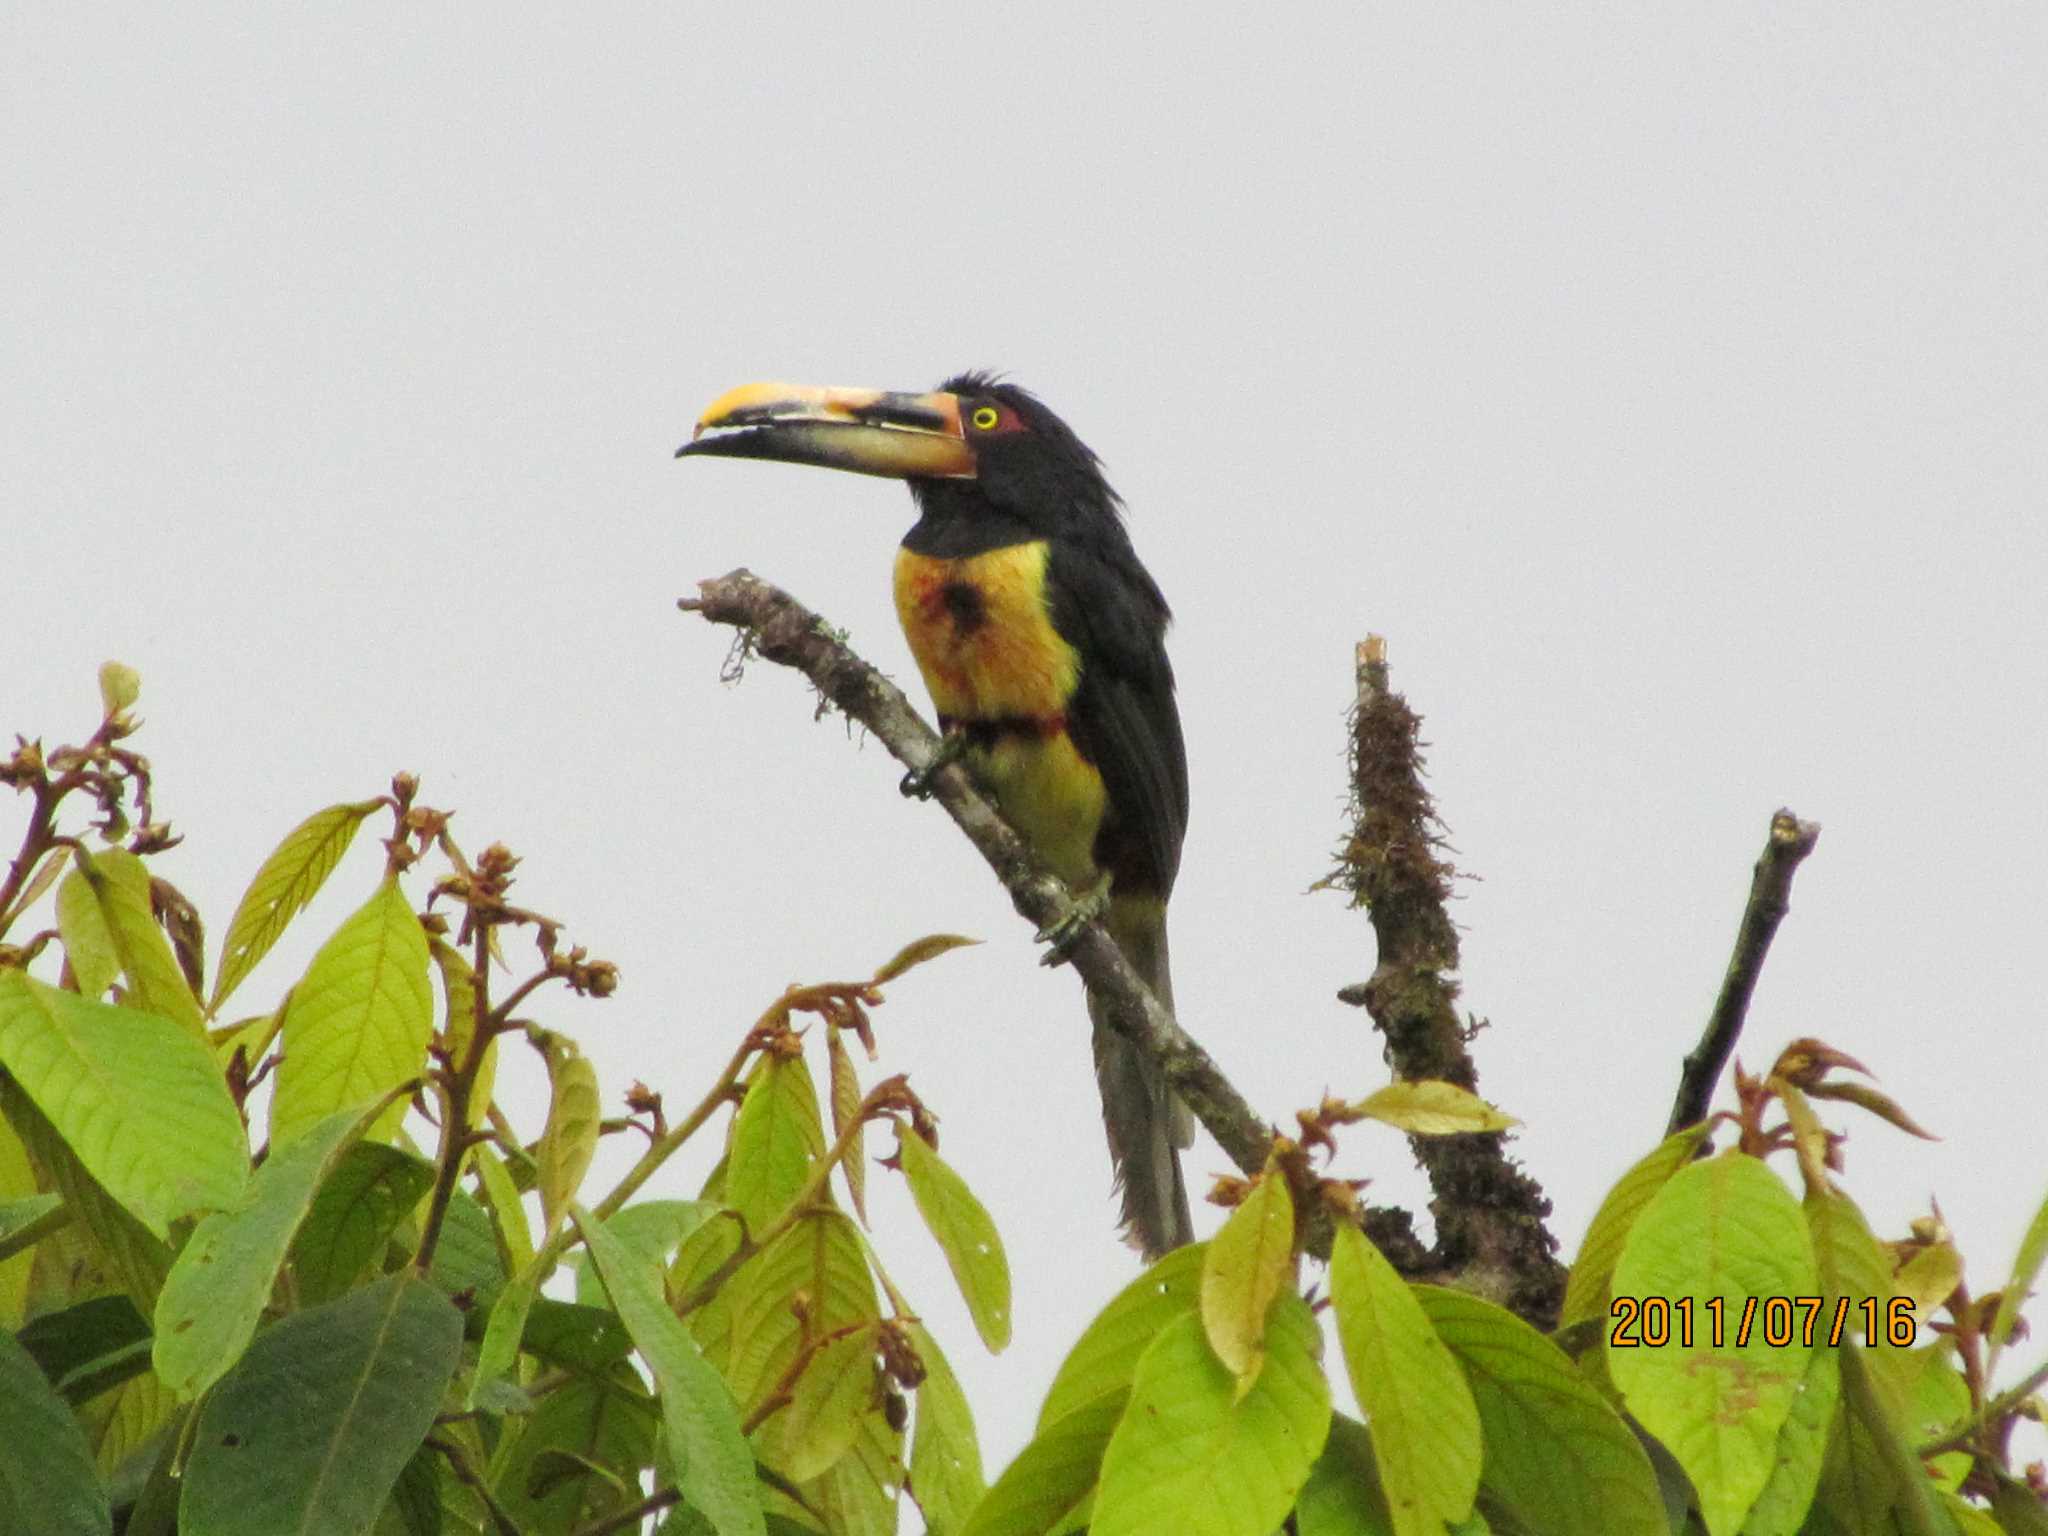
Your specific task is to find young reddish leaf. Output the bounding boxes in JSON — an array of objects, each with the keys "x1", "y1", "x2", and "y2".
[
  {"x1": 872, "y1": 933, "x2": 980, "y2": 985},
  {"x1": 897, "y1": 1125, "x2": 1011, "y2": 1352},
  {"x1": 1805, "y1": 1079, "x2": 1939, "y2": 1141},
  {"x1": 1200, "y1": 1166, "x2": 1293, "y2": 1391},
  {"x1": 210, "y1": 800, "x2": 382, "y2": 1014},
  {"x1": 1, "y1": 845, "x2": 70, "y2": 930}
]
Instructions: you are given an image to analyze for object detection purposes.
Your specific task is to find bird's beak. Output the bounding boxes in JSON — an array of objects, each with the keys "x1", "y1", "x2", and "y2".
[{"x1": 676, "y1": 382, "x2": 976, "y2": 480}]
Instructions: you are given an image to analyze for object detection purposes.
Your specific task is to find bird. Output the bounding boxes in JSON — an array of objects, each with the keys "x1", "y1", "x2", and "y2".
[{"x1": 678, "y1": 374, "x2": 1194, "y2": 1259}]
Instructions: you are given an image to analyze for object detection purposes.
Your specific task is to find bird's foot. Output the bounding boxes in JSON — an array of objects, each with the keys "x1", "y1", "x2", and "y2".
[
  {"x1": 1036, "y1": 872, "x2": 1114, "y2": 967},
  {"x1": 900, "y1": 727, "x2": 968, "y2": 800}
]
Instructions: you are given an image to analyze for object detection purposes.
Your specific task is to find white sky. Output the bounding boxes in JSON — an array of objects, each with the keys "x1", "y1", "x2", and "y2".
[{"x1": 6, "y1": 2, "x2": 2045, "y2": 1499}]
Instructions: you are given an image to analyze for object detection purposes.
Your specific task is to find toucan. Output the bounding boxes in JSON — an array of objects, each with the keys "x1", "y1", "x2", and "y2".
[{"x1": 680, "y1": 374, "x2": 1193, "y2": 1258}]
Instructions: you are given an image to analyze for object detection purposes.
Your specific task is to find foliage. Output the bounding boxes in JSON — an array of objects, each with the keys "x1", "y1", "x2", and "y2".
[{"x1": 4, "y1": 673, "x2": 2045, "y2": 1536}]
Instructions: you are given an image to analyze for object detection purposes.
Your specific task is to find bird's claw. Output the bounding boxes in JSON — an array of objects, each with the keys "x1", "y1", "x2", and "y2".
[
  {"x1": 899, "y1": 728, "x2": 968, "y2": 800},
  {"x1": 1036, "y1": 873, "x2": 1114, "y2": 967}
]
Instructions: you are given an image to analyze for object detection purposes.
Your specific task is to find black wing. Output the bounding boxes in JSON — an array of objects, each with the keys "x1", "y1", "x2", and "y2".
[{"x1": 1047, "y1": 538, "x2": 1188, "y2": 900}]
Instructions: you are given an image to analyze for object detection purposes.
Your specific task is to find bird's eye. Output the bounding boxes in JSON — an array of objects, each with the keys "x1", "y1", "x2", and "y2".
[{"x1": 970, "y1": 405, "x2": 1001, "y2": 431}]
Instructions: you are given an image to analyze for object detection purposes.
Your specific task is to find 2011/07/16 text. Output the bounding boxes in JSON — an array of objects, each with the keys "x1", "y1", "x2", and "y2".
[{"x1": 1609, "y1": 1294, "x2": 1917, "y2": 1349}]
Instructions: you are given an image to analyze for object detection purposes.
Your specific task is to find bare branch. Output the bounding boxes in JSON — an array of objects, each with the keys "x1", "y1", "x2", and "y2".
[
  {"x1": 1667, "y1": 809, "x2": 1823, "y2": 1136},
  {"x1": 680, "y1": 569, "x2": 1274, "y2": 1178},
  {"x1": 1333, "y1": 635, "x2": 1564, "y2": 1323}
]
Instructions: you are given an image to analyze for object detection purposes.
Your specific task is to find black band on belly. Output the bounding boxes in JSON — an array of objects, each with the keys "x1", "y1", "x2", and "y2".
[{"x1": 940, "y1": 712, "x2": 1078, "y2": 750}]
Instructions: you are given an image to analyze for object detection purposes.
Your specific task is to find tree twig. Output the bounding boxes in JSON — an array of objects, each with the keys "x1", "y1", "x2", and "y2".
[
  {"x1": 1667, "y1": 809, "x2": 1823, "y2": 1136},
  {"x1": 680, "y1": 569, "x2": 1275, "y2": 1179},
  {"x1": 1332, "y1": 636, "x2": 1564, "y2": 1321}
]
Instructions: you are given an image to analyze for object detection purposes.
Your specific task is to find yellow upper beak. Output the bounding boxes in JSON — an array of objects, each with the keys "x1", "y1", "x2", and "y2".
[{"x1": 677, "y1": 381, "x2": 975, "y2": 480}]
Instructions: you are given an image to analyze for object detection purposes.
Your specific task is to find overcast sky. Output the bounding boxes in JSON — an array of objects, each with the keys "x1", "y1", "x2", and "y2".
[{"x1": 7, "y1": 3, "x2": 2044, "y2": 1497}]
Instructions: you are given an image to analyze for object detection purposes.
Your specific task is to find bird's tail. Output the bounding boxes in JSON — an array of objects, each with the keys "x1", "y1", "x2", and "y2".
[{"x1": 1089, "y1": 897, "x2": 1195, "y2": 1261}]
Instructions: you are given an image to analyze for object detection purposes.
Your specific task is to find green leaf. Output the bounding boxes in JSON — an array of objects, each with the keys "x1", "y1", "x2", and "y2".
[
  {"x1": 212, "y1": 801, "x2": 382, "y2": 1015},
  {"x1": 181, "y1": 1273, "x2": 463, "y2": 1536},
  {"x1": 777, "y1": 1322, "x2": 881, "y2": 1482},
  {"x1": 518, "y1": 1298, "x2": 635, "y2": 1376},
  {"x1": 827, "y1": 1028, "x2": 868, "y2": 1224},
  {"x1": 1609, "y1": 1152, "x2": 1817, "y2": 1536},
  {"x1": 486, "y1": 1357, "x2": 656, "y2": 1532},
  {"x1": 423, "y1": 1187, "x2": 505, "y2": 1310},
  {"x1": 1988, "y1": 1473, "x2": 2048, "y2": 1535},
  {"x1": 571, "y1": 1199, "x2": 718, "y2": 1309},
  {"x1": 0, "y1": 971, "x2": 246, "y2": 1237},
  {"x1": 1093, "y1": 1295, "x2": 1329, "y2": 1536},
  {"x1": 805, "y1": 1404, "x2": 904, "y2": 1536},
  {"x1": 1736, "y1": 1335, "x2": 1838, "y2": 1536},
  {"x1": 723, "y1": 1211, "x2": 877, "y2": 1417},
  {"x1": 1329, "y1": 1224, "x2": 1480, "y2": 1536},
  {"x1": 0, "y1": 1080, "x2": 173, "y2": 1311},
  {"x1": 55, "y1": 865, "x2": 121, "y2": 1001},
  {"x1": 1039, "y1": 1243, "x2": 1205, "y2": 1430},
  {"x1": 469, "y1": 1139, "x2": 533, "y2": 1275},
  {"x1": 1989, "y1": 1181, "x2": 2048, "y2": 1375},
  {"x1": 98, "y1": 660, "x2": 141, "y2": 717},
  {"x1": 1805, "y1": 1187, "x2": 1895, "y2": 1347},
  {"x1": 65, "y1": 848, "x2": 204, "y2": 1037},
  {"x1": 373, "y1": 1444, "x2": 442, "y2": 1536},
  {"x1": 429, "y1": 937, "x2": 493, "y2": 1133},
  {"x1": 908, "y1": 1319, "x2": 985, "y2": 1535},
  {"x1": 269, "y1": 876, "x2": 431, "y2": 1149},
  {"x1": 470, "y1": 1263, "x2": 539, "y2": 1411},
  {"x1": 1296, "y1": 1413, "x2": 1394, "y2": 1536},
  {"x1": 1200, "y1": 1167, "x2": 1293, "y2": 1390},
  {"x1": 0, "y1": 1190, "x2": 64, "y2": 1255},
  {"x1": 76, "y1": 1366, "x2": 178, "y2": 1481},
  {"x1": 1415, "y1": 1285, "x2": 1665, "y2": 1536},
  {"x1": 287, "y1": 1141, "x2": 435, "y2": 1306},
  {"x1": 1880, "y1": 1343, "x2": 1973, "y2": 1494},
  {"x1": 1559, "y1": 1124, "x2": 1711, "y2": 1330},
  {"x1": 897, "y1": 1124, "x2": 1011, "y2": 1352},
  {"x1": 1351, "y1": 1080, "x2": 1517, "y2": 1135},
  {"x1": 0, "y1": 1327, "x2": 112, "y2": 1536},
  {"x1": 960, "y1": 1391, "x2": 1126, "y2": 1536},
  {"x1": 15, "y1": 1293, "x2": 150, "y2": 1401},
  {"x1": 726, "y1": 1051, "x2": 826, "y2": 1233},
  {"x1": 155, "y1": 1099, "x2": 390, "y2": 1398},
  {"x1": 536, "y1": 1038, "x2": 602, "y2": 1239},
  {"x1": 573, "y1": 1202, "x2": 766, "y2": 1536}
]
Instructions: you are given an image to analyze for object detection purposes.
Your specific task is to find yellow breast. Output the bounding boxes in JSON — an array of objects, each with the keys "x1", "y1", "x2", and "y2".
[{"x1": 891, "y1": 541, "x2": 1080, "y2": 722}]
